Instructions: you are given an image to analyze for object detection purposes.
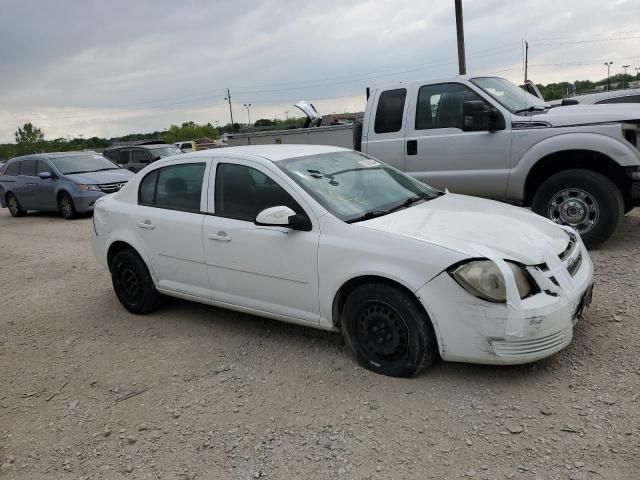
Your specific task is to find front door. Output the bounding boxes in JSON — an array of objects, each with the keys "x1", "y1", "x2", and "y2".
[
  {"x1": 131, "y1": 149, "x2": 152, "y2": 172},
  {"x1": 203, "y1": 160, "x2": 320, "y2": 322},
  {"x1": 404, "y1": 82, "x2": 511, "y2": 199},
  {"x1": 135, "y1": 161, "x2": 210, "y2": 298},
  {"x1": 33, "y1": 159, "x2": 57, "y2": 210}
]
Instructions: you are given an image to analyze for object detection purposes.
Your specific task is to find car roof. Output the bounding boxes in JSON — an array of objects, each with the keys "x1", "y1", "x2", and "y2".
[
  {"x1": 9, "y1": 151, "x2": 99, "y2": 161},
  {"x1": 186, "y1": 144, "x2": 351, "y2": 162}
]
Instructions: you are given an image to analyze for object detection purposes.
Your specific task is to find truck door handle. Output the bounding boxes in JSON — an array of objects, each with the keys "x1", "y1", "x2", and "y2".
[
  {"x1": 138, "y1": 220, "x2": 155, "y2": 229},
  {"x1": 407, "y1": 140, "x2": 417, "y2": 156},
  {"x1": 208, "y1": 232, "x2": 231, "y2": 242}
]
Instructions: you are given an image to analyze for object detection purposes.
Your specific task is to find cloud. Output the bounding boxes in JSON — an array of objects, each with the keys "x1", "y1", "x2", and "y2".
[{"x1": 0, "y1": 0, "x2": 638, "y2": 141}]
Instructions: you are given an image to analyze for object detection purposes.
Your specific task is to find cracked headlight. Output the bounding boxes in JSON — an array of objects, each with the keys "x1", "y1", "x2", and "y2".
[{"x1": 450, "y1": 260, "x2": 534, "y2": 303}]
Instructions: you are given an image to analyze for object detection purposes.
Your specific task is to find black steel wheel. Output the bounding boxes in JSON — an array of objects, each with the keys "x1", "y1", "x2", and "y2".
[
  {"x1": 341, "y1": 282, "x2": 437, "y2": 377},
  {"x1": 110, "y1": 249, "x2": 162, "y2": 314},
  {"x1": 58, "y1": 192, "x2": 77, "y2": 219},
  {"x1": 6, "y1": 193, "x2": 26, "y2": 217}
]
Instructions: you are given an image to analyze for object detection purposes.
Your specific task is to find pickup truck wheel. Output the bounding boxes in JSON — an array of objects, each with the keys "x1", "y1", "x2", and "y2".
[
  {"x1": 341, "y1": 282, "x2": 437, "y2": 378},
  {"x1": 532, "y1": 169, "x2": 623, "y2": 248},
  {"x1": 110, "y1": 249, "x2": 162, "y2": 314}
]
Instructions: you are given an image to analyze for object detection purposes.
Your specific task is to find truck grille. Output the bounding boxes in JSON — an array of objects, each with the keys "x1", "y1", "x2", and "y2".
[{"x1": 98, "y1": 182, "x2": 127, "y2": 194}]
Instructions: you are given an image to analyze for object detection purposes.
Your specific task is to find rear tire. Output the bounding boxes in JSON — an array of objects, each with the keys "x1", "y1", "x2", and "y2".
[
  {"x1": 341, "y1": 282, "x2": 437, "y2": 378},
  {"x1": 6, "y1": 193, "x2": 26, "y2": 217},
  {"x1": 110, "y1": 249, "x2": 162, "y2": 314},
  {"x1": 532, "y1": 169, "x2": 623, "y2": 248},
  {"x1": 58, "y1": 192, "x2": 77, "y2": 219}
]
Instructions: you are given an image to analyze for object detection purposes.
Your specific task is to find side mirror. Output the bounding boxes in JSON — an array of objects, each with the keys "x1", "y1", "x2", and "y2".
[
  {"x1": 462, "y1": 100, "x2": 503, "y2": 132},
  {"x1": 255, "y1": 206, "x2": 312, "y2": 231},
  {"x1": 38, "y1": 171, "x2": 52, "y2": 180}
]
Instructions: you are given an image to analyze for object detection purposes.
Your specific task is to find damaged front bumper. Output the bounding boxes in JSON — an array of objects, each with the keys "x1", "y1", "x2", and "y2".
[{"x1": 416, "y1": 242, "x2": 594, "y2": 365}]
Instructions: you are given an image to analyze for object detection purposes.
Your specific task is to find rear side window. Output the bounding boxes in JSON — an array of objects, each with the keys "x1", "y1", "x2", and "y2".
[
  {"x1": 374, "y1": 88, "x2": 407, "y2": 134},
  {"x1": 119, "y1": 150, "x2": 130, "y2": 165},
  {"x1": 138, "y1": 163, "x2": 205, "y2": 213},
  {"x1": 132, "y1": 150, "x2": 150, "y2": 163},
  {"x1": 37, "y1": 160, "x2": 54, "y2": 175},
  {"x1": 20, "y1": 159, "x2": 37, "y2": 176},
  {"x1": 595, "y1": 95, "x2": 640, "y2": 104},
  {"x1": 4, "y1": 161, "x2": 19, "y2": 176}
]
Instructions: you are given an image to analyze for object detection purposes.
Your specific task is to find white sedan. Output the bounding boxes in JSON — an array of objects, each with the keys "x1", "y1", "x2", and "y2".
[{"x1": 91, "y1": 145, "x2": 594, "y2": 377}]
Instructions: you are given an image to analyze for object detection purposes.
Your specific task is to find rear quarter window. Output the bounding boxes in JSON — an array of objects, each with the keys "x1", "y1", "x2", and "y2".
[{"x1": 374, "y1": 88, "x2": 407, "y2": 134}]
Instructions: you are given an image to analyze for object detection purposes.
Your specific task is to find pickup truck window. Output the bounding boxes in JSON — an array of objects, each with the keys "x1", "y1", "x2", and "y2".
[
  {"x1": 596, "y1": 94, "x2": 640, "y2": 104},
  {"x1": 374, "y1": 88, "x2": 407, "y2": 134},
  {"x1": 471, "y1": 77, "x2": 547, "y2": 113},
  {"x1": 416, "y1": 83, "x2": 488, "y2": 130}
]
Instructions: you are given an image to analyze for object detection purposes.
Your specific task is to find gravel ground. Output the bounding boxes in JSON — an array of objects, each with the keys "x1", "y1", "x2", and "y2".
[{"x1": 0, "y1": 208, "x2": 639, "y2": 480}]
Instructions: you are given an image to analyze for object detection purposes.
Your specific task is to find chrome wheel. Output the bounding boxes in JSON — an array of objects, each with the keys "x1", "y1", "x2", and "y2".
[{"x1": 548, "y1": 188, "x2": 599, "y2": 234}]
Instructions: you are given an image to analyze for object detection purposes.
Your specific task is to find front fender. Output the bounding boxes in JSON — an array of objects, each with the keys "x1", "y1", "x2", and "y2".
[{"x1": 507, "y1": 131, "x2": 640, "y2": 200}]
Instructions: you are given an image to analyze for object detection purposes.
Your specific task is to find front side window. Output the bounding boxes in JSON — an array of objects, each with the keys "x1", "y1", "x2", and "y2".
[
  {"x1": 37, "y1": 160, "x2": 54, "y2": 175},
  {"x1": 415, "y1": 83, "x2": 491, "y2": 130},
  {"x1": 20, "y1": 159, "x2": 37, "y2": 176},
  {"x1": 132, "y1": 150, "x2": 150, "y2": 163},
  {"x1": 138, "y1": 163, "x2": 205, "y2": 212},
  {"x1": 374, "y1": 88, "x2": 407, "y2": 134},
  {"x1": 215, "y1": 163, "x2": 304, "y2": 222},
  {"x1": 278, "y1": 151, "x2": 439, "y2": 222},
  {"x1": 147, "y1": 146, "x2": 182, "y2": 160}
]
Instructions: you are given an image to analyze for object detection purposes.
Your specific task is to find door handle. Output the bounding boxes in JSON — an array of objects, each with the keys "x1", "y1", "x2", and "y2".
[
  {"x1": 406, "y1": 139, "x2": 417, "y2": 156},
  {"x1": 208, "y1": 231, "x2": 231, "y2": 242},
  {"x1": 138, "y1": 220, "x2": 155, "y2": 230}
]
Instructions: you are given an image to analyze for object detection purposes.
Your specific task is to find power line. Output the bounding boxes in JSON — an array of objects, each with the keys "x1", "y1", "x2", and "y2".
[
  {"x1": 527, "y1": 29, "x2": 640, "y2": 42},
  {"x1": 529, "y1": 34, "x2": 640, "y2": 47}
]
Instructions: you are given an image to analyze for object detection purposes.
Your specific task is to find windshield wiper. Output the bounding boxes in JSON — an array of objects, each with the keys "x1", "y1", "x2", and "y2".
[
  {"x1": 346, "y1": 195, "x2": 430, "y2": 224},
  {"x1": 345, "y1": 210, "x2": 391, "y2": 224},
  {"x1": 513, "y1": 105, "x2": 549, "y2": 114},
  {"x1": 93, "y1": 167, "x2": 120, "y2": 171},
  {"x1": 387, "y1": 195, "x2": 428, "y2": 213},
  {"x1": 64, "y1": 170, "x2": 89, "y2": 175}
]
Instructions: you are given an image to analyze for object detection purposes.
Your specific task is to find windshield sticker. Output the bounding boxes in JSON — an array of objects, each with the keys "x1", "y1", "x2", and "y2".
[{"x1": 357, "y1": 159, "x2": 380, "y2": 168}]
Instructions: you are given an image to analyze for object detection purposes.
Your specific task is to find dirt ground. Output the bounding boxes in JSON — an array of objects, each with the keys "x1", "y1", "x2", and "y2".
[{"x1": 0, "y1": 208, "x2": 639, "y2": 480}]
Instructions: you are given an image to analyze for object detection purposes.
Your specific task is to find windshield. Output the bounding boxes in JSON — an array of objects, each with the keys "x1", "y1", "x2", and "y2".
[
  {"x1": 278, "y1": 151, "x2": 440, "y2": 222},
  {"x1": 471, "y1": 77, "x2": 548, "y2": 113},
  {"x1": 50, "y1": 154, "x2": 120, "y2": 174},
  {"x1": 148, "y1": 146, "x2": 182, "y2": 158}
]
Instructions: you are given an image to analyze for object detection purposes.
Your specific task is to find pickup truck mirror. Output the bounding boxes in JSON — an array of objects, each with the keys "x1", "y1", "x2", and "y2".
[{"x1": 463, "y1": 101, "x2": 503, "y2": 132}]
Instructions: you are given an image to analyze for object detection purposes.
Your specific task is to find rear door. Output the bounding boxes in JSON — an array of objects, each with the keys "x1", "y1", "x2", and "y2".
[
  {"x1": 403, "y1": 82, "x2": 511, "y2": 199},
  {"x1": 363, "y1": 87, "x2": 410, "y2": 171},
  {"x1": 16, "y1": 158, "x2": 39, "y2": 209},
  {"x1": 135, "y1": 160, "x2": 211, "y2": 297}
]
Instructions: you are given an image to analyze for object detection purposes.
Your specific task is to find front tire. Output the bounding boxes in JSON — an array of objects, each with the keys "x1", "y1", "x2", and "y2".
[
  {"x1": 58, "y1": 192, "x2": 77, "y2": 219},
  {"x1": 6, "y1": 193, "x2": 26, "y2": 217},
  {"x1": 110, "y1": 249, "x2": 162, "y2": 314},
  {"x1": 532, "y1": 169, "x2": 623, "y2": 248},
  {"x1": 341, "y1": 282, "x2": 438, "y2": 378}
]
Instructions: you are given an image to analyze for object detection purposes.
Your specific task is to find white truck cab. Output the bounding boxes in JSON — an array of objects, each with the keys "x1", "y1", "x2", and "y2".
[{"x1": 362, "y1": 76, "x2": 640, "y2": 246}]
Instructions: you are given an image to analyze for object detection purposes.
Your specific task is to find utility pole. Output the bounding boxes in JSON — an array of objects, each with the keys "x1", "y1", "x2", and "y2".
[
  {"x1": 454, "y1": 0, "x2": 466, "y2": 75},
  {"x1": 604, "y1": 62, "x2": 613, "y2": 91},
  {"x1": 622, "y1": 65, "x2": 630, "y2": 88},
  {"x1": 243, "y1": 104, "x2": 252, "y2": 126},
  {"x1": 224, "y1": 88, "x2": 235, "y2": 128},
  {"x1": 524, "y1": 41, "x2": 529, "y2": 82},
  {"x1": 635, "y1": 67, "x2": 640, "y2": 88}
]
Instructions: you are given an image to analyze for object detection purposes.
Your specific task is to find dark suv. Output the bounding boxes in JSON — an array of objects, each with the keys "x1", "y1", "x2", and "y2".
[{"x1": 104, "y1": 142, "x2": 183, "y2": 173}]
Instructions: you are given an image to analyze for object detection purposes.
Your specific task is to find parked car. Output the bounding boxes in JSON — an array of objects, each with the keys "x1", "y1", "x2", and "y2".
[
  {"x1": 0, "y1": 161, "x2": 6, "y2": 174},
  {"x1": 227, "y1": 76, "x2": 640, "y2": 247},
  {"x1": 549, "y1": 88, "x2": 640, "y2": 106},
  {"x1": 174, "y1": 141, "x2": 195, "y2": 152},
  {"x1": 103, "y1": 143, "x2": 182, "y2": 173},
  {"x1": 91, "y1": 145, "x2": 593, "y2": 378},
  {"x1": 0, "y1": 152, "x2": 133, "y2": 219}
]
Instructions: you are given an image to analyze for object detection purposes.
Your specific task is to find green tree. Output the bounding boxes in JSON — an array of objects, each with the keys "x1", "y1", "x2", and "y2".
[
  {"x1": 14, "y1": 122, "x2": 45, "y2": 155},
  {"x1": 254, "y1": 118, "x2": 273, "y2": 127}
]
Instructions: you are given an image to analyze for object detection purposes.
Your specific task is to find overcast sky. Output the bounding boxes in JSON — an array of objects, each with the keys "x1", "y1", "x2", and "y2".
[{"x1": 0, "y1": 0, "x2": 639, "y2": 142}]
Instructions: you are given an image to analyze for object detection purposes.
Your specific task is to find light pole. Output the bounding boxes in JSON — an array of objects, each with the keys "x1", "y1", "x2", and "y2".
[
  {"x1": 604, "y1": 62, "x2": 613, "y2": 91},
  {"x1": 622, "y1": 65, "x2": 630, "y2": 88},
  {"x1": 284, "y1": 111, "x2": 289, "y2": 120},
  {"x1": 243, "y1": 104, "x2": 252, "y2": 126}
]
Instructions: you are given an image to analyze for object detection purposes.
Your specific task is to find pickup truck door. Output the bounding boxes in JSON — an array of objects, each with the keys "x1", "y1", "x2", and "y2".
[
  {"x1": 362, "y1": 87, "x2": 410, "y2": 171},
  {"x1": 403, "y1": 82, "x2": 511, "y2": 199}
]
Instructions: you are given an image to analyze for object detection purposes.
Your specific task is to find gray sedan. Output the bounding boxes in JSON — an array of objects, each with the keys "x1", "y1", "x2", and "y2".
[{"x1": 0, "y1": 152, "x2": 134, "y2": 219}]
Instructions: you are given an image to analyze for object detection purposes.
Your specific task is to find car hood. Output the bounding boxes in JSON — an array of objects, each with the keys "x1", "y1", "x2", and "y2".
[
  {"x1": 64, "y1": 169, "x2": 134, "y2": 185},
  {"x1": 358, "y1": 193, "x2": 569, "y2": 265},
  {"x1": 526, "y1": 104, "x2": 640, "y2": 127}
]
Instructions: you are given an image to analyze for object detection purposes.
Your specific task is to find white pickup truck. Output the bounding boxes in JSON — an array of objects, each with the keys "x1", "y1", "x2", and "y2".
[{"x1": 227, "y1": 76, "x2": 640, "y2": 246}]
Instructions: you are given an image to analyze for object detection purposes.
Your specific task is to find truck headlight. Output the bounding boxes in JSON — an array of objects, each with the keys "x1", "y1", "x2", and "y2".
[{"x1": 450, "y1": 260, "x2": 534, "y2": 303}]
